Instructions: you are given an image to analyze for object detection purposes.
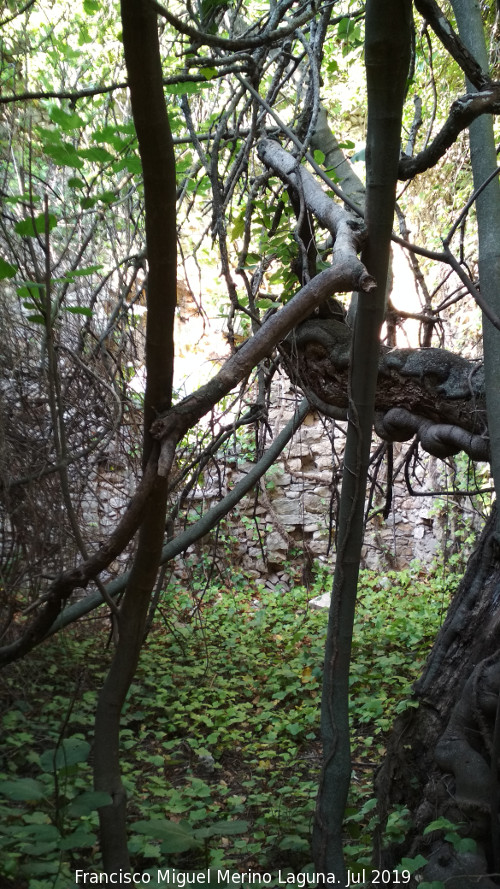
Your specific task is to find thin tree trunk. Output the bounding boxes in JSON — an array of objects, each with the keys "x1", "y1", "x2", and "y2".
[
  {"x1": 451, "y1": 0, "x2": 500, "y2": 535},
  {"x1": 312, "y1": 2, "x2": 412, "y2": 882},
  {"x1": 93, "y1": 0, "x2": 177, "y2": 870}
]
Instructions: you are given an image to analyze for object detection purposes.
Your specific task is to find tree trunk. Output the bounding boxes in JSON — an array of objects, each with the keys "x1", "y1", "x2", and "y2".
[
  {"x1": 375, "y1": 508, "x2": 500, "y2": 887},
  {"x1": 93, "y1": 0, "x2": 177, "y2": 871},
  {"x1": 450, "y1": 0, "x2": 500, "y2": 540},
  {"x1": 375, "y1": 5, "x2": 500, "y2": 885},
  {"x1": 312, "y1": 1, "x2": 412, "y2": 882}
]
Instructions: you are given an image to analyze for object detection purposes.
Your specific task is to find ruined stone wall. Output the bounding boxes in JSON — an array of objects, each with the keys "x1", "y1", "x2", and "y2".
[{"x1": 175, "y1": 384, "x2": 487, "y2": 590}]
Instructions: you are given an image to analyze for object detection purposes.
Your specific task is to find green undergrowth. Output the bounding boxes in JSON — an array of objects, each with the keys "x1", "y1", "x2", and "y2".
[{"x1": 0, "y1": 562, "x2": 455, "y2": 886}]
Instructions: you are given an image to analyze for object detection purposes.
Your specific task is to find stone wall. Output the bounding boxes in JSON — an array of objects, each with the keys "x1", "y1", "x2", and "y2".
[{"x1": 177, "y1": 385, "x2": 487, "y2": 589}]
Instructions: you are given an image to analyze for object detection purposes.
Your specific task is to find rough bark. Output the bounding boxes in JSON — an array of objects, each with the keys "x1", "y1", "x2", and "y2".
[
  {"x1": 288, "y1": 317, "x2": 488, "y2": 460},
  {"x1": 374, "y1": 5, "x2": 500, "y2": 885},
  {"x1": 375, "y1": 510, "x2": 500, "y2": 887},
  {"x1": 398, "y1": 86, "x2": 500, "y2": 180}
]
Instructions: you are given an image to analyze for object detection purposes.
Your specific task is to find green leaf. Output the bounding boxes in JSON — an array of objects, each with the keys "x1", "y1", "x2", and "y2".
[
  {"x1": 16, "y1": 824, "x2": 60, "y2": 842},
  {"x1": 423, "y1": 817, "x2": 458, "y2": 834},
  {"x1": 67, "y1": 177, "x2": 86, "y2": 190},
  {"x1": 39, "y1": 737, "x2": 91, "y2": 772},
  {"x1": 267, "y1": 268, "x2": 284, "y2": 285},
  {"x1": 44, "y1": 142, "x2": 84, "y2": 170},
  {"x1": 63, "y1": 306, "x2": 93, "y2": 317},
  {"x1": 200, "y1": 67, "x2": 217, "y2": 80},
  {"x1": 83, "y1": 0, "x2": 100, "y2": 12},
  {"x1": 48, "y1": 105, "x2": 85, "y2": 131},
  {"x1": 230, "y1": 214, "x2": 245, "y2": 241},
  {"x1": 97, "y1": 190, "x2": 117, "y2": 204},
  {"x1": 59, "y1": 827, "x2": 97, "y2": 850},
  {"x1": 18, "y1": 860, "x2": 60, "y2": 876},
  {"x1": 15, "y1": 214, "x2": 58, "y2": 237},
  {"x1": 201, "y1": 820, "x2": 249, "y2": 836},
  {"x1": 453, "y1": 836, "x2": 477, "y2": 853},
  {"x1": 123, "y1": 155, "x2": 142, "y2": 174},
  {"x1": 65, "y1": 264, "x2": 102, "y2": 278},
  {"x1": 19, "y1": 282, "x2": 45, "y2": 292},
  {"x1": 287, "y1": 723, "x2": 302, "y2": 736},
  {"x1": 35, "y1": 125, "x2": 64, "y2": 145},
  {"x1": 78, "y1": 146, "x2": 114, "y2": 164},
  {"x1": 165, "y1": 81, "x2": 206, "y2": 96},
  {"x1": 66, "y1": 791, "x2": 112, "y2": 816},
  {"x1": 27, "y1": 314, "x2": 46, "y2": 325},
  {"x1": 400, "y1": 855, "x2": 428, "y2": 874},
  {"x1": 78, "y1": 23, "x2": 93, "y2": 45},
  {"x1": 313, "y1": 149, "x2": 325, "y2": 165},
  {"x1": 133, "y1": 819, "x2": 201, "y2": 853},
  {"x1": 255, "y1": 298, "x2": 280, "y2": 310},
  {"x1": 0, "y1": 257, "x2": 17, "y2": 279},
  {"x1": 0, "y1": 778, "x2": 46, "y2": 801}
]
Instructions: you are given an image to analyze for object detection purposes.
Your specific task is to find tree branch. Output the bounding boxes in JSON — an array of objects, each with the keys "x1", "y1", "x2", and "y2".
[
  {"x1": 414, "y1": 0, "x2": 491, "y2": 90},
  {"x1": 398, "y1": 86, "x2": 500, "y2": 179},
  {"x1": 147, "y1": 0, "x2": 316, "y2": 52}
]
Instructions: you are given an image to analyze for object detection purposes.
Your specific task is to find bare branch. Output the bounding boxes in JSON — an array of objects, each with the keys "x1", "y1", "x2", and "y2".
[
  {"x1": 414, "y1": 0, "x2": 490, "y2": 90},
  {"x1": 398, "y1": 86, "x2": 500, "y2": 179},
  {"x1": 147, "y1": 0, "x2": 316, "y2": 51},
  {"x1": 0, "y1": 0, "x2": 37, "y2": 27}
]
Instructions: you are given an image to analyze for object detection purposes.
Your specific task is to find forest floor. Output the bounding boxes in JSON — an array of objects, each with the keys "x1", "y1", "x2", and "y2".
[{"x1": 0, "y1": 561, "x2": 456, "y2": 888}]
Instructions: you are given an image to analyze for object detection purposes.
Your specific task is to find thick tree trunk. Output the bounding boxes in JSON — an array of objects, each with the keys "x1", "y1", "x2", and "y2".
[{"x1": 375, "y1": 508, "x2": 500, "y2": 888}]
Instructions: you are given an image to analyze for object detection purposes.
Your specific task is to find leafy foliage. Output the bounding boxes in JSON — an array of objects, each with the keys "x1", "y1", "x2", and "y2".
[{"x1": 0, "y1": 564, "x2": 455, "y2": 883}]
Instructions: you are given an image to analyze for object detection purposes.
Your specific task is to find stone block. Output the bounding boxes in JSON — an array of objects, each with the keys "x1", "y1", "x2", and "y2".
[
  {"x1": 271, "y1": 499, "x2": 303, "y2": 523},
  {"x1": 303, "y1": 493, "x2": 323, "y2": 514},
  {"x1": 313, "y1": 486, "x2": 331, "y2": 497},
  {"x1": 267, "y1": 532, "x2": 288, "y2": 551},
  {"x1": 268, "y1": 471, "x2": 291, "y2": 486},
  {"x1": 316, "y1": 455, "x2": 333, "y2": 470},
  {"x1": 309, "y1": 592, "x2": 330, "y2": 610}
]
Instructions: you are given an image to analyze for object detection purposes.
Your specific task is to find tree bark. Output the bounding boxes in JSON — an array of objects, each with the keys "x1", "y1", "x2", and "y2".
[
  {"x1": 450, "y1": 0, "x2": 500, "y2": 538},
  {"x1": 375, "y1": 510, "x2": 500, "y2": 887},
  {"x1": 312, "y1": 1, "x2": 412, "y2": 882},
  {"x1": 374, "y1": 5, "x2": 500, "y2": 885},
  {"x1": 93, "y1": 0, "x2": 177, "y2": 870}
]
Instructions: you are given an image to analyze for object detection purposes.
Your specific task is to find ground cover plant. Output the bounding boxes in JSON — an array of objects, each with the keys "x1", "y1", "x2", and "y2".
[{"x1": 0, "y1": 562, "x2": 456, "y2": 887}]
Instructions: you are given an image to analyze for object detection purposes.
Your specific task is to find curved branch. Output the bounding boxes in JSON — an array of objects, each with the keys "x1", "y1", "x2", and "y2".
[
  {"x1": 147, "y1": 0, "x2": 316, "y2": 51},
  {"x1": 398, "y1": 86, "x2": 500, "y2": 180},
  {"x1": 151, "y1": 260, "x2": 375, "y2": 467},
  {"x1": 0, "y1": 0, "x2": 36, "y2": 26}
]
